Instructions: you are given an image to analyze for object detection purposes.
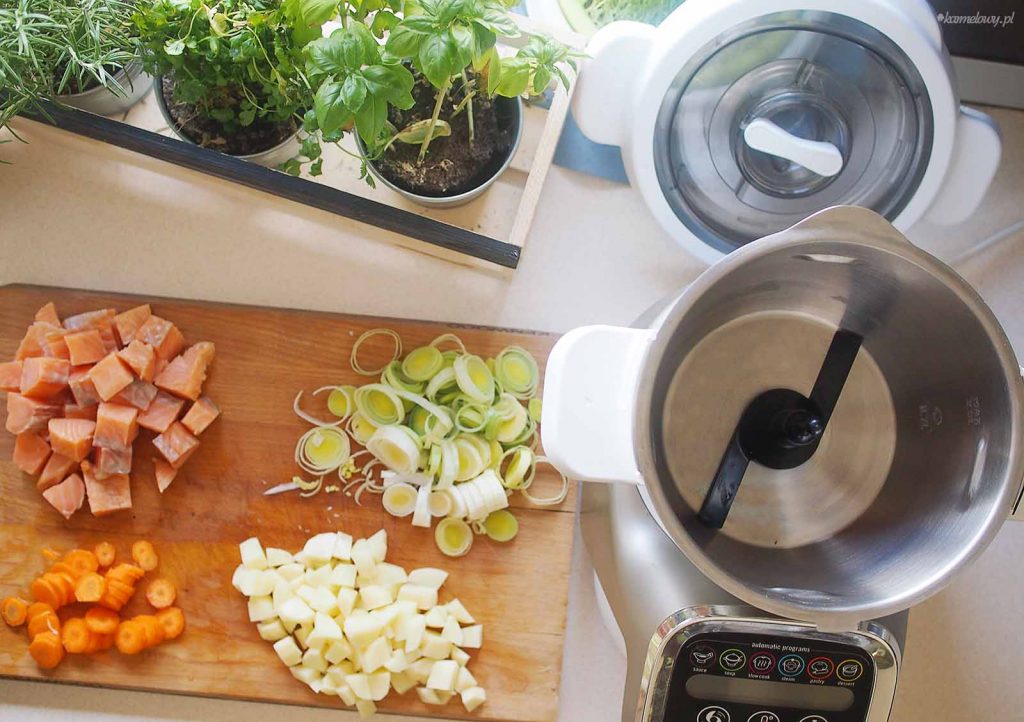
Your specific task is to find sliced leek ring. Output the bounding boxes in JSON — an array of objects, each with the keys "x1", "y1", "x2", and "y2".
[
  {"x1": 381, "y1": 360, "x2": 426, "y2": 395},
  {"x1": 402, "y1": 345, "x2": 444, "y2": 382},
  {"x1": 454, "y1": 403, "x2": 489, "y2": 433},
  {"x1": 407, "y1": 405, "x2": 430, "y2": 436},
  {"x1": 295, "y1": 427, "x2": 351, "y2": 474},
  {"x1": 382, "y1": 482, "x2": 418, "y2": 517},
  {"x1": 350, "y1": 328, "x2": 402, "y2": 376},
  {"x1": 425, "y1": 366, "x2": 457, "y2": 401},
  {"x1": 494, "y1": 346, "x2": 539, "y2": 399},
  {"x1": 497, "y1": 445, "x2": 535, "y2": 490},
  {"x1": 346, "y1": 411, "x2": 379, "y2": 445},
  {"x1": 435, "y1": 517, "x2": 473, "y2": 557},
  {"x1": 355, "y1": 384, "x2": 406, "y2": 427},
  {"x1": 453, "y1": 354, "x2": 495, "y2": 404},
  {"x1": 483, "y1": 510, "x2": 519, "y2": 542},
  {"x1": 437, "y1": 439, "x2": 459, "y2": 489},
  {"x1": 428, "y1": 490, "x2": 453, "y2": 517},
  {"x1": 429, "y1": 333, "x2": 467, "y2": 354},
  {"x1": 367, "y1": 425, "x2": 421, "y2": 474},
  {"x1": 520, "y1": 456, "x2": 569, "y2": 506},
  {"x1": 325, "y1": 385, "x2": 357, "y2": 419}
]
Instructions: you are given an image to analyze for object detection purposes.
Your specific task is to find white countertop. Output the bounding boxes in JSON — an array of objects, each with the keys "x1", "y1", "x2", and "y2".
[{"x1": 2, "y1": 104, "x2": 1023, "y2": 722}]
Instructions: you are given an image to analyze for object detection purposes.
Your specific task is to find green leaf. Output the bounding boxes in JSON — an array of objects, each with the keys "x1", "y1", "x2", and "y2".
[
  {"x1": 384, "y1": 24, "x2": 424, "y2": 58},
  {"x1": 437, "y1": 0, "x2": 472, "y2": 24},
  {"x1": 300, "y1": 135, "x2": 322, "y2": 160},
  {"x1": 370, "y1": 11, "x2": 399, "y2": 38},
  {"x1": 419, "y1": 0, "x2": 443, "y2": 15},
  {"x1": 450, "y1": 24, "x2": 475, "y2": 68},
  {"x1": 532, "y1": 66, "x2": 550, "y2": 95},
  {"x1": 310, "y1": 157, "x2": 324, "y2": 176},
  {"x1": 485, "y1": 50, "x2": 502, "y2": 94},
  {"x1": 470, "y1": 22, "x2": 497, "y2": 60},
  {"x1": 418, "y1": 30, "x2": 459, "y2": 87},
  {"x1": 281, "y1": 158, "x2": 303, "y2": 176},
  {"x1": 164, "y1": 39, "x2": 185, "y2": 56},
  {"x1": 340, "y1": 73, "x2": 368, "y2": 110},
  {"x1": 493, "y1": 56, "x2": 530, "y2": 97},
  {"x1": 315, "y1": 79, "x2": 354, "y2": 135},
  {"x1": 354, "y1": 93, "x2": 387, "y2": 145},
  {"x1": 303, "y1": 108, "x2": 319, "y2": 132},
  {"x1": 395, "y1": 119, "x2": 451, "y2": 144},
  {"x1": 299, "y1": 0, "x2": 338, "y2": 26},
  {"x1": 209, "y1": 12, "x2": 229, "y2": 36},
  {"x1": 348, "y1": 21, "x2": 381, "y2": 63},
  {"x1": 476, "y1": 5, "x2": 519, "y2": 36},
  {"x1": 402, "y1": 16, "x2": 438, "y2": 34},
  {"x1": 305, "y1": 35, "x2": 347, "y2": 75},
  {"x1": 363, "y1": 64, "x2": 415, "y2": 109}
]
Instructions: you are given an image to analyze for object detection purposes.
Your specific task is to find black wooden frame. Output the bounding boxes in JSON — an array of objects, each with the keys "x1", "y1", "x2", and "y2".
[{"x1": 30, "y1": 102, "x2": 523, "y2": 269}]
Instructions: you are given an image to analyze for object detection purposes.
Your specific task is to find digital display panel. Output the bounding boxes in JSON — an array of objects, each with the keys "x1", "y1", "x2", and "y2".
[{"x1": 685, "y1": 674, "x2": 855, "y2": 712}]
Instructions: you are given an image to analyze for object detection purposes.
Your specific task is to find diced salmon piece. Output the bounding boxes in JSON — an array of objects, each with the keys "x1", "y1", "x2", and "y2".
[
  {"x1": 117, "y1": 340, "x2": 157, "y2": 382},
  {"x1": 68, "y1": 366, "x2": 101, "y2": 406},
  {"x1": 34, "y1": 302, "x2": 61, "y2": 326},
  {"x1": 48, "y1": 418, "x2": 96, "y2": 462},
  {"x1": 154, "y1": 457, "x2": 179, "y2": 493},
  {"x1": 94, "y1": 402, "x2": 139, "y2": 451},
  {"x1": 154, "y1": 342, "x2": 214, "y2": 401},
  {"x1": 113, "y1": 379, "x2": 158, "y2": 410},
  {"x1": 64, "y1": 403, "x2": 98, "y2": 420},
  {"x1": 13, "y1": 432, "x2": 51, "y2": 475},
  {"x1": 94, "y1": 446, "x2": 133, "y2": 479},
  {"x1": 81, "y1": 461, "x2": 131, "y2": 516},
  {"x1": 137, "y1": 391, "x2": 185, "y2": 433},
  {"x1": 37, "y1": 452, "x2": 77, "y2": 492},
  {"x1": 181, "y1": 396, "x2": 220, "y2": 436},
  {"x1": 113, "y1": 304, "x2": 152, "y2": 346},
  {"x1": 63, "y1": 309, "x2": 118, "y2": 351},
  {"x1": 65, "y1": 329, "x2": 108, "y2": 366},
  {"x1": 137, "y1": 316, "x2": 186, "y2": 361},
  {"x1": 42, "y1": 328, "x2": 70, "y2": 359},
  {"x1": 0, "y1": 361, "x2": 22, "y2": 392},
  {"x1": 88, "y1": 353, "x2": 134, "y2": 401},
  {"x1": 153, "y1": 422, "x2": 199, "y2": 469},
  {"x1": 20, "y1": 357, "x2": 70, "y2": 399},
  {"x1": 15, "y1": 323, "x2": 59, "y2": 360},
  {"x1": 42, "y1": 472, "x2": 86, "y2": 520},
  {"x1": 5, "y1": 393, "x2": 61, "y2": 434}
]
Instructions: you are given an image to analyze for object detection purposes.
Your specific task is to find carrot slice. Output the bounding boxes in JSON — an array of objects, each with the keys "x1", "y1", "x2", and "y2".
[
  {"x1": 107, "y1": 563, "x2": 145, "y2": 584},
  {"x1": 26, "y1": 602, "x2": 54, "y2": 623},
  {"x1": 115, "y1": 620, "x2": 146, "y2": 654},
  {"x1": 131, "y1": 541, "x2": 158, "y2": 572},
  {"x1": 1, "y1": 597, "x2": 28, "y2": 626},
  {"x1": 85, "y1": 631, "x2": 114, "y2": 654},
  {"x1": 64, "y1": 549, "x2": 99, "y2": 577},
  {"x1": 84, "y1": 606, "x2": 120, "y2": 635},
  {"x1": 136, "y1": 614, "x2": 165, "y2": 648},
  {"x1": 27, "y1": 611, "x2": 60, "y2": 638},
  {"x1": 74, "y1": 572, "x2": 106, "y2": 603},
  {"x1": 29, "y1": 632, "x2": 65, "y2": 669},
  {"x1": 155, "y1": 607, "x2": 185, "y2": 640},
  {"x1": 48, "y1": 562, "x2": 78, "y2": 579},
  {"x1": 29, "y1": 577, "x2": 62, "y2": 609},
  {"x1": 61, "y1": 617, "x2": 92, "y2": 654},
  {"x1": 94, "y1": 541, "x2": 116, "y2": 567},
  {"x1": 45, "y1": 572, "x2": 75, "y2": 607},
  {"x1": 145, "y1": 578, "x2": 176, "y2": 610}
]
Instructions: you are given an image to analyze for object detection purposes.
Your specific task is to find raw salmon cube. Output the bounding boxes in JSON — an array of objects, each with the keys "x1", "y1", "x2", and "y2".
[
  {"x1": 113, "y1": 379, "x2": 158, "y2": 410},
  {"x1": 181, "y1": 396, "x2": 220, "y2": 436},
  {"x1": 42, "y1": 328, "x2": 70, "y2": 359},
  {"x1": 65, "y1": 329, "x2": 108, "y2": 366},
  {"x1": 153, "y1": 422, "x2": 199, "y2": 469},
  {"x1": 137, "y1": 391, "x2": 185, "y2": 433},
  {"x1": 117, "y1": 340, "x2": 157, "y2": 382},
  {"x1": 94, "y1": 446, "x2": 133, "y2": 479},
  {"x1": 0, "y1": 361, "x2": 22, "y2": 392},
  {"x1": 37, "y1": 452, "x2": 77, "y2": 492},
  {"x1": 34, "y1": 302, "x2": 61, "y2": 326},
  {"x1": 20, "y1": 357, "x2": 70, "y2": 399},
  {"x1": 13, "y1": 432, "x2": 51, "y2": 475},
  {"x1": 154, "y1": 457, "x2": 178, "y2": 493},
  {"x1": 113, "y1": 304, "x2": 152, "y2": 346},
  {"x1": 15, "y1": 323, "x2": 58, "y2": 360},
  {"x1": 5, "y1": 393, "x2": 61, "y2": 434},
  {"x1": 81, "y1": 461, "x2": 131, "y2": 516},
  {"x1": 64, "y1": 403, "x2": 98, "y2": 420},
  {"x1": 42, "y1": 472, "x2": 86, "y2": 520},
  {"x1": 63, "y1": 309, "x2": 118, "y2": 351},
  {"x1": 154, "y1": 342, "x2": 215, "y2": 401},
  {"x1": 137, "y1": 316, "x2": 186, "y2": 361},
  {"x1": 94, "y1": 402, "x2": 139, "y2": 451},
  {"x1": 88, "y1": 353, "x2": 134, "y2": 401},
  {"x1": 68, "y1": 366, "x2": 102, "y2": 406},
  {"x1": 48, "y1": 418, "x2": 96, "y2": 462}
]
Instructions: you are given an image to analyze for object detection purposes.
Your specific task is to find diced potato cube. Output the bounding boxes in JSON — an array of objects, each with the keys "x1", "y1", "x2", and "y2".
[
  {"x1": 302, "y1": 532, "x2": 339, "y2": 566},
  {"x1": 360, "y1": 636, "x2": 391, "y2": 674},
  {"x1": 273, "y1": 636, "x2": 303, "y2": 666},
  {"x1": 257, "y1": 618, "x2": 288, "y2": 642},
  {"x1": 424, "y1": 604, "x2": 448, "y2": 628},
  {"x1": 391, "y1": 670, "x2": 417, "y2": 695},
  {"x1": 343, "y1": 611, "x2": 384, "y2": 648},
  {"x1": 451, "y1": 646, "x2": 470, "y2": 666},
  {"x1": 346, "y1": 673, "x2": 372, "y2": 700},
  {"x1": 408, "y1": 658, "x2": 434, "y2": 685},
  {"x1": 320, "y1": 674, "x2": 339, "y2": 696},
  {"x1": 446, "y1": 598, "x2": 475, "y2": 625},
  {"x1": 231, "y1": 566, "x2": 261, "y2": 597},
  {"x1": 373, "y1": 562, "x2": 408, "y2": 589},
  {"x1": 401, "y1": 615, "x2": 427, "y2": 654},
  {"x1": 421, "y1": 632, "x2": 451, "y2": 660},
  {"x1": 461, "y1": 624, "x2": 483, "y2": 649},
  {"x1": 359, "y1": 584, "x2": 394, "y2": 611},
  {"x1": 384, "y1": 649, "x2": 410, "y2": 674},
  {"x1": 407, "y1": 567, "x2": 448, "y2": 590},
  {"x1": 302, "y1": 647, "x2": 329, "y2": 673},
  {"x1": 427, "y1": 659, "x2": 459, "y2": 691},
  {"x1": 351, "y1": 539, "x2": 376, "y2": 577},
  {"x1": 462, "y1": 685, "x2": 487, "y2": 712},
  {"x1": 379, "y1": 600, "x2": 416, "y2": 630},
  {"x1": 456, "y1": 665, "x2": 477, "y2": 692},
  {"x1": 307, "y1": 586, "x2": 340, "y2": 614},
  {"x1": 416, "y1": 687, "x2": 445, "y2": 705},
  {"x1": 329, "y1": 563, "x2": 357, "y2": 589},
  {"x1": 325, "y1": 638, "x2": 354, "y2": 664},
  {"x1": 354, "y1": 699, "x2": 376, "y2": 719},
  {"x1": 294, "y1": 622, "x2": 313, "y2": 649},
  {"x1": 336, "y1": 586, "x2": 358, "y2": 617},
  {"x1": 365, "y1": 529, "x2": 387, "y2": 563},
  {"x1": 332, "y1": 532, "x2": 353, "y2": 561},
  {"x1": 367, "y1": 671, "x2": 391, "y2": 701},
  {"x1": 273, "y1": 579, "x2": 296, "y2": 607},
  {"x1": 307, "y1": 612, "x2": 344, "y2": 648},
  {"x1": 278, "y1": 597, "x2": 315, "y2": 628},
  {"x1": 441, "y1": 616, "x2": 464, "y2": 645},
  {"x1": 247, "y1": 595, "x2": 276, "y2": 623},
  {"x1": 290, "y1": 665, "x2": 322, "y2": 686},
  {"x1": 239, "y1": 537, "x2": 268, "y2": 570},
  {"x1": 265, "y1": 547, "x2": 294, "y2": 567},
  {"x1": 306, "y1": 564, "x2": 333, "y2": 588},
  {"x1": 276, "y1": 562, "x2": 305, "y2": 582},
  {"x1": 397, "y1": 583, "x2": 437, "y2": 611},
  {"x1": 247, "y1": 570, "x2": 277, "y2": 597},
  {"x1": 337, "y1": 683, "x2": 356, "y2": 706}
]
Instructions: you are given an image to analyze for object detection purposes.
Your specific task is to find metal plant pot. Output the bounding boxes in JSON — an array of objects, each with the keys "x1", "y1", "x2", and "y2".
[
  {"x1": 357, "y1": 96, "x2": 523, "y2": 209},
  {"x1": 153, "y1": 75, "x2": 302, "y2": 169},
  {"x1": 58, "y1": 63, "x2": 153, "y2": 116}
]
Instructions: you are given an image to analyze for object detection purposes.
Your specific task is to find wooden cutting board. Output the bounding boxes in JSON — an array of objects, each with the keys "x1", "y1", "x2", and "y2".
[{"x1": 0, "y1": 284, "x2": 575, "y2": 722}]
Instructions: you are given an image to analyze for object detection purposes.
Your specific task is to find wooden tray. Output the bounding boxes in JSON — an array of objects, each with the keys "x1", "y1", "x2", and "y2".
[{"x1": 0, "y1": 285, "x2": 575, "y2": 722}]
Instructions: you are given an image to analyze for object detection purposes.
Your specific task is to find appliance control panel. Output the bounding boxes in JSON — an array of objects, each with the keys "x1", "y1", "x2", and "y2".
[{"x1": 662, "y1": 631, "x2": 874, "y2": 722}]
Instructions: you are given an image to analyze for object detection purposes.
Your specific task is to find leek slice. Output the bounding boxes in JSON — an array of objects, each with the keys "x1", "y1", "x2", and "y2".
[
  {"x1": 436, "y1": 439, "x2": 459, "y2": 489},
  {"x1": 355, "y1": 384, "x2": 406, "y2": 427},
  {"x1": 528, "y1": 398, "x2": 542, "y2": 423},
  {"x1": 412, "y1": 484, "x2": 432, "y2": 528},
  {"x1": 454, "y1": 403, "x2": 489, "y2": 434},
  {"x1": 483, "y1": 510, "x2": 518, "y2": 542},
  {"x1": 402, "y1": 346, "x2": 444, "y2": 382},
  {"x1": 454, "y1": 436, "x2": 486, "y2": 482},
  {"x1": 293, "y1": 390, "x2": 344, "y2": 427},
  {"x1": 429, "y1": 333, "x2": 467, "y2": 354},
  {"x1": 497, "y1": 446, "x2": 535, "y2": 490},
  {"x1": 494, "y1": 346, "x2": 539, "y2": 399},
  {"x1": 407, "y1": 406, "x2": 430, "y2": 436},
  {"x1": 453, "y1": 355, "x2": 495, "y2": 404},
  {"x1": 347, "y1": 412, "x2": 379, "y2": 446},
  {"x1": 367, "y1": 425, "x2": 421, "y2": 474},
  {"x1": 435, "y1": 517, "x2": 473, "y2": 557},
  {"x1": 296, "y1": 428, "x2": 351, "y2": 474},
  {"x1": 519, "y1": 457, "x2": 569, "y2": 506},
  {"x1": 382, "y1": 482, "x2": 418, "y2": 517},
  {"x1": 381, "y1": 360, "x2": 426, "y2": 395},
  {"x1": 428, "y1": 491, "x2": 453, "y2": 517},
  {"x1": 351, "y1": 328, "x2": 402, "y2": 376},
  {"x1": 326, "y1": 385, "x2": 357, "y2": 419},
  {"x1": 425, "y1": 367, "x2": 457, "y2": 401}
]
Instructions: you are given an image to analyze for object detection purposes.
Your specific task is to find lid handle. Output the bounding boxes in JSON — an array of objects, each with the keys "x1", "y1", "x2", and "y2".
[{"x1": 742, "y1": 118, "x2": 844, "y2": 178}]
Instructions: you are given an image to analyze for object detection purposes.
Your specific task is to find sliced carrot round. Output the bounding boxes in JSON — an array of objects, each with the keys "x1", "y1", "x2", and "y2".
[
  {"x1": 136, "y1": 614, "x2": 165, "y2": 648},
  {"x1": 45, "y1": 573, "x2": 75, "y2": 608},
  {"x1": 1, "y1": 596, "x2": 28, "y2": 626},
  {"x1": 155, "y1": 607, "x2": 185, "y2": 640},
  {"x1": 86, "y1": 632, "x2": 115, "y2": 654},
  {"x1": 74, "y1": 572, "x2": 106, "y2": 603},
  {"x1": 130, "y1": 541, "x2": 158, "y2": 572},
  {"x1": 48, "y1": 562, "x2": 78, "y2": 579},
  {"x1": 26, "y1": 602, "x2": 54, "y2": 623},
  {"x1": 29, "y1": 632, "x2": 65, "y2": 669},
  {"x1": 115, "y1": 620, "x2": 146, "y2": 655},
  {"x1": 108, "y1": 563, "x2": 145, "y2": 584},
  {"x1": 29, "y1": 578, "x2": 62, "y2": 610},
  {"x1": 64, "y1": 549, "x2": 99, "y2": 577},
  {"x1": 84, "y1": 606, "x2": 120, "y2": 635},
  {"x1": 94, "y1": 542, "x2": 116, "y2": 568},
  {"x1": 61, "y1": 618, "x2": 92, "y2": 654},
  {"x1": 27, "y1": 611, "x2": 60, "y2": 639},
  {"x1": 145, "y1": 578, "x2": 176, "y2": 610}
]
